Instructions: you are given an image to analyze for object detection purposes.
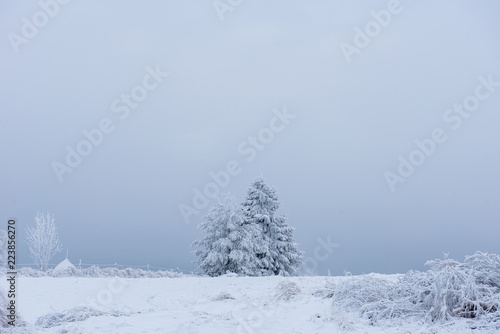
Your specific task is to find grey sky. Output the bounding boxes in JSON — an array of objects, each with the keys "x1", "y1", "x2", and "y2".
[{"x1": 1, "y1": 1, "x2": 499, "y2": 275}]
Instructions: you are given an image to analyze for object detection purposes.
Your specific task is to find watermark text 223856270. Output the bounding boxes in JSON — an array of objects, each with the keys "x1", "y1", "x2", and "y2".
[{"x1": 6, "y1": 219, "x2": 17, "y2": 326}]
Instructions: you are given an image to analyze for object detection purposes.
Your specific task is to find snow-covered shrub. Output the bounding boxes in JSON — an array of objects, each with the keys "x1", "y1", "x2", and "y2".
[
  {"x1": 312, "y1": 280, "x2": 336, "y2": 299},
  {"x1": 35, "y1": 306, "x2": 127, "y2": 328},
  {"x1": 464, "y1": 252, "x2": 500, "y2": 289},
  {"x1": 331, "y1": 274, "x2": 417, "y2": 324},
  {"x1": 328, "y1": 311, "x2": 362, "y2": 331},
  {"x1": 81, "y1": 265, "x2": 100, "y2": 277},
  {"x1": 17, "y1": 266, "x2": 47, "y2": 277},
  {"x1": 405, "y1": 257, "x2": 492, "y2": 322},
  {"x1": 17, "y1": 265, "x2": 182, "y2": 278},
  {"x1": 78, "y1": 266, "x2": 182, "y2": 278},
  {"x1": 330, "y1": 253, "x2": 500, "y2": 327},
  {"x1": 212, "y1": 292, "x2": 235, "y2": 301},
  {"x1": 394, "y1": 254, "x2": 500, "y2": 323},
  {"x1": 275, "y1": 281, "x2": 301, "y2": 301},
  {"x1": 102, "y1": 267, "x2": 120, "y2": 277}
]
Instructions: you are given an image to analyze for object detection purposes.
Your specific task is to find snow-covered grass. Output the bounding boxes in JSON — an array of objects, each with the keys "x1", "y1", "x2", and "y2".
[
  {"x1": 17, "y1": 263, "x2": 183, "y2": 279},
  {"x1": 274, "y1": 281, "x2": 301, "y2": 301},
  {"x1": 7, "y1": 276, "x2": 340, "y2": 334},
  {"x1": 328, "y1": 252, "x2": 500, "y2": 330},
  {"x1": 1, "y1": 252, "x2": 498, "y2": 333},
  {"x1": 0, "y1": 274, "x2": 495, "y2": 332}
]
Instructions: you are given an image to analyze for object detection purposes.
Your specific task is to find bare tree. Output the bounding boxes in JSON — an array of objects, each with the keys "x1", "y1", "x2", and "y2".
[{"x1": 25, "y1": 211, "x2": 63, "y2": 271}]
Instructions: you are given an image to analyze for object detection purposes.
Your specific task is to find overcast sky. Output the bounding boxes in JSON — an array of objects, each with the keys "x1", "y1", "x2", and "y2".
[{"x1": 1, "y1": 1, "x2": 499, "y2": 275}]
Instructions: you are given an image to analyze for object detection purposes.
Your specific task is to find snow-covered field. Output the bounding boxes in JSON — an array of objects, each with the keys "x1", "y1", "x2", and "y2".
[{"x1": 2, "y1": 274, "x2": 497, "y2": 334}]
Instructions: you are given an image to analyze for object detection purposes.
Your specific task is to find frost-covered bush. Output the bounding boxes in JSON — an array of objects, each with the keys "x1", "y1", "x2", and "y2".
[
  {"x1": 331, "y1": 275, "x2": 418, "y2": 324},
  {"x1": 275, "y1": 281, "x2": 301, "y2": 301},
  {"x1": 313, "y1": 280, "x2": 336, "y2": 299},
  {"x1": 82, "y1": 266, "x2": 182, "y2": 278},
  {"x1": 464, "y1": 252, "x2": 500, "y2": 289},
  {"x1": 81, "y1": 264, "x2": 101, "y2": 277},
  {"x1": 211, "y1": 292, "x2": 235, "y2": 301},
  {"x1": 17, "y1": 266, "x2": 47, "y2": 277},
  {"x1": 35, "y1": 306, "x2": 126, "y2": 328},
  {"x1": 395, "y1": 254, "x2": 500, "y2": 323},
  {"x1": 328, "y1": 311, "x2": 362, "y2": 331},
  {"x1": 18, "y1": 265, "x2": 183, "y2": 278},
  {"x1": 330, "y1": 252, "x2": 500, "y2": 327},
  {"x1": 403, "y1": 257, "x2": 498, "y2": 322}
]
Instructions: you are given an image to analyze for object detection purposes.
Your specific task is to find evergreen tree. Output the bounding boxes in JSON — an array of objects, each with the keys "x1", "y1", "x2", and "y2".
[
  {"x1": 242, "y1": 178, "x2": 279, "y2": 219},
  {"x1": 267, "y1": 215, "x2": 303, "y2": 275},
  {"x1": 192, "y1": 194, "x2": 261, "y2": 277},
  {"x1": 242, "y1": 178, "x2": 303, "y2": 276}
]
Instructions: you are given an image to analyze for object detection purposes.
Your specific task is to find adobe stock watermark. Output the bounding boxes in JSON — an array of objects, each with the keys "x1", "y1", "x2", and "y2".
[
  {"x1": 51, "y1": 64, "x2": 169, "y2": 182},
  {"x1": 178, "y1": 107, "x2": 295, "y2": 224},
  {"x1": 7, "y1": 0, "x2": 72, "y2": 54},
  {"x1": 297, "y1": 235, "x2": 340, "y2": 275},
  {"x1": 385, "y1": 74, "x2": 499, "y2": 192},
  {"x1": 213, "y1": 0, "x2": 243, "y2": 21},
  {"x1": 339, "y1": 0, "x2": 409, "y2": 64}
]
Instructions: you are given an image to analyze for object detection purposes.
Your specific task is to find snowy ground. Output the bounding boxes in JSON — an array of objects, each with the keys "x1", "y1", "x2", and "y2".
[{"x1": 1, "y1": 274, "x2": 495, "y2": 334}]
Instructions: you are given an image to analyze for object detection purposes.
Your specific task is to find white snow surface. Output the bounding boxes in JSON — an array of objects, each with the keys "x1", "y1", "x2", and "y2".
[{"x1": 1, "y1": 274, "x2": 498, "y2": 334}]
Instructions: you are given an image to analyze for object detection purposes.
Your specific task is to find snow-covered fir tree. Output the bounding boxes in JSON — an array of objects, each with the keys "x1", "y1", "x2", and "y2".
[
  {"x1": 242, "y1": 178, "x2": 303, "y2": 276},
  {"x1": 242, "y1": 177, "x2": 280, "y2": 218},
  {"x1": 192, "y1": 194, "x2": 261, "y2": 277},
  {"x1": 266, "y1": 214, "x2": 303, "y2": 275}
]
